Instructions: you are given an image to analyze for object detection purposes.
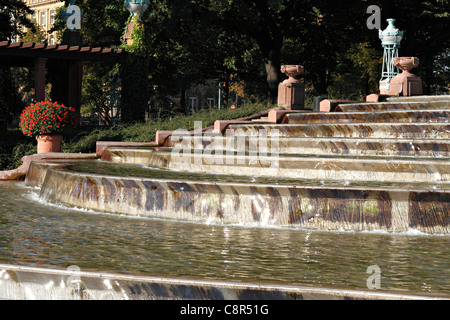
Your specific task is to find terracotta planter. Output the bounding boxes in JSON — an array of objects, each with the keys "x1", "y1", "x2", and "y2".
[{"x1": 36, "y1": 134, "x2": 63, "y2": 154}]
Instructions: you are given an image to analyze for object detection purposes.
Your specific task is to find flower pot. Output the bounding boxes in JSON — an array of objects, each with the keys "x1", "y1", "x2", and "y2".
[{"x1": 36, "y1": 134, "x2": 63, "y2": 153}]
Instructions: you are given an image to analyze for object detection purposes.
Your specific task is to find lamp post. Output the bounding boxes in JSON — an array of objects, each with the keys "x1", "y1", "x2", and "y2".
[
  {"x1": 121, "y1": 0, "x2": 151, "y2": 123},
  {"x1": 378, "y1": 19, "x2": 403, "y2": 94}
]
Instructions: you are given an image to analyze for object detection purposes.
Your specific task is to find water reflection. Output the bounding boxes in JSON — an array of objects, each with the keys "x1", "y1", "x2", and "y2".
[{"x1": 0, "y1": 181, "x2": 449, "y2": 295}]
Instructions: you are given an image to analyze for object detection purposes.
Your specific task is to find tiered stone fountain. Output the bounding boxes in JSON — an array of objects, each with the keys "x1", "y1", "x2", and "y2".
[{"x1": 23, "y1": 96, "x2": 450, "y2": 235}]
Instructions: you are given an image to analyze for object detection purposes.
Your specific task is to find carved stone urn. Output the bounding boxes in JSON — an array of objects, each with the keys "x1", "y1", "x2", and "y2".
[
  {"x1": 278, "y1": 65, "x2": 305, "y2": 110},
  {"x1": 393, "y1": 57, "x2": 419, "y2": 74},
  {"x1": 280, "y1": 65, "x2": 304, "y2": 84},
  {"x1": 387, "y1": 57, "x2": 423, "y2": 96}
]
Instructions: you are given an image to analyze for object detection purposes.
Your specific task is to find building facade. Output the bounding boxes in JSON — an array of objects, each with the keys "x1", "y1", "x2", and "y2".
[{"x1": 23, "y1": 0, "x2": 63, "y2": 45}]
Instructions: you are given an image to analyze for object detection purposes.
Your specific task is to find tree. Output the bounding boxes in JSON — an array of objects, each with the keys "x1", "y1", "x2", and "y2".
[
  {"x1": 195, "y1": 0, "x2": 286, "y2": 101},
  {"x1": 0, "y1": 0, "x2": 34, "y2": 135},
  {"x1": 0, "y1": 0, "x2": 34, "y2": 40},
  {"x1": 152, "y1": 0, "x2": 266, "y2": 113}
]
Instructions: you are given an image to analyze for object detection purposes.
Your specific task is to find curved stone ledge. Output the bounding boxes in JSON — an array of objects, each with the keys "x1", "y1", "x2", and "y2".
[
  {"x1": 1, "y1": 263, "x2": 445, "y2": 300},
  {"x1": 0, "y1": 153, "x2": 97, "y2": 181},
  {"x1": 25, "y1": 161, "x2": 450, "y2": 234}
]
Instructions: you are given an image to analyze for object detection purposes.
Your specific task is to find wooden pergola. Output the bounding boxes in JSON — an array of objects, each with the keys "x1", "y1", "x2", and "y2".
[{"x1": 0, "y1": 41, "x2": 123, "y2": 118}]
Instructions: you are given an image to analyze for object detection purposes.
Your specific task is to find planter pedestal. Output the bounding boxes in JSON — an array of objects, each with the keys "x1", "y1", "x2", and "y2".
[{"x1": 387, "y1": 57, "x2": 423, "y2": 96}]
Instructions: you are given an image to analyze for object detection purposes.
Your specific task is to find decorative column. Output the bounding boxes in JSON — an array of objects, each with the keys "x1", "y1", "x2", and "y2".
[
  {"x1": 34, "y1": 57, "x2": 48, "y2": 102},
  {"x1": 378, "y1": 19, "x2": 403, "y2": 94},
  {"x1": 277, "y1": 65, "x2": 305, "y2": 110}
]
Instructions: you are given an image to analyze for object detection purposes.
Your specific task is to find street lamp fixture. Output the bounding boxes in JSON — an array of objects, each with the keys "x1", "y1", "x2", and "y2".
[{"x1": 124, "y1": 0, "x2": 150, "y2": 21}]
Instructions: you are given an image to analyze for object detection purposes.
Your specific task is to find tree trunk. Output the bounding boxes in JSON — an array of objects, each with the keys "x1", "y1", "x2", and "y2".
[
  {"x1": 179, "y1": 81, "x2": 187, "y2": 115},
  {"x1": 120, "y1": 54, "x2": 149, "y2": 123},
  {"x1": 312, "y1": 71, "x2": 329, "y2": 96},
  {"x1": 224, "y1": 76, "x2": 230, "y2": 107},
  {"x1": 251, "y1": 2, "x2": 283, "y2": 103},
  {"x1": 0, "y1": 65, "x2": 22, "y2": 135},
  {"x1": 264, "y1": 55, "x2": 281, "y2": 102},
  {"x1": 424, "y1": 51, "x2": 433, "y2": 95}
]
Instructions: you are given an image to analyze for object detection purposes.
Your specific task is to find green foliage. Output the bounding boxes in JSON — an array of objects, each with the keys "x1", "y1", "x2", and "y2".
[
  {"x1": 0, "y1": 128, "x2": 35, "y2": 170},
  {"x1": 81, "y1": 61, "x2": 120, "y2": 125},
  {"x1": 432, "y1": 48, "x2": 450, "y2": 94},
  {"x1": 122, "y1": 15, "x2": 149, "y2": 55},
  {"x1": 19, "y1": 22, "x2": 47, "y2": 43},
  {"x1": 8, "y1": 142, "x2": 36, "y2": 169},
  {"x1": 65, "y1": 101, "x2": 272, "y2": 153}
]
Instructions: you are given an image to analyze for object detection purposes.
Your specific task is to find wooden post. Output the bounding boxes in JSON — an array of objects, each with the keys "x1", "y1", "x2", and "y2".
[{"x1": 34, "y1": 57, "x2": 47, "y2": 102}]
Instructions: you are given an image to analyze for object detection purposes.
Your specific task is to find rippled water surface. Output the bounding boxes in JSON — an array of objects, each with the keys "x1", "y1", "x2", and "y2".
[{"x1": 0, "y1": 181, "x2": 449, "y2": 296}]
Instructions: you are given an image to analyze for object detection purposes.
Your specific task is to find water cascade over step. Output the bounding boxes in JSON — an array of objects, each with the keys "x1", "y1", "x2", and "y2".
[{"x1": 25, "y1": 97, "x2": 450, "y2": 234}]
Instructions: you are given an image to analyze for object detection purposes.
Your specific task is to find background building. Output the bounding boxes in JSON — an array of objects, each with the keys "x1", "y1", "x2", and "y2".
[{"x1": 22, "y1": 0, "x2": 63, "y2": 45}]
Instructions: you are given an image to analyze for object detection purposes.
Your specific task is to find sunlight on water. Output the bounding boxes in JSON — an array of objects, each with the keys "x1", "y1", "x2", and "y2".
[{"x1": 0, "y1": 181, "x2": 449, "y2": 296}]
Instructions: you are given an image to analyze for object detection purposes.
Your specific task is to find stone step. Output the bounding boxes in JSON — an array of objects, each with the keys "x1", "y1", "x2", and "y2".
[
  {"x1": 226, "y1": 123, "x2": 450, "y2": 139},
  {"x1": 164, "y1": 136, "x2": 450, "y2": 158},
  {"x1": 337, "y1": 100, "x2": 449, "y2": 112},
  {"x1": 386, "y1": 95, "x2": 450, "y2": 102},
  {"x1": 283, "y1": 109, "x2": 450, "y2": 124},
  {"x1": 251, "y1": 116, "x2": 269, "y2": 122},
  {"x1": 101, "y1": 148, "x2": 450, "y2": 184}
]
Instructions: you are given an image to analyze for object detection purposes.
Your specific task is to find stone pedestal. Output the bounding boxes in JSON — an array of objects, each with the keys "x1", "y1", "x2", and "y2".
[
  {"x1": 387, "y1": 57, "x2": 423, "y2": 96},
  {"x1": 61, "y1": 30, "x2": 83, "y2": 46},
  {"x1": 277, "y1": 65, "x2": 305, "y2": 110},
  {"x1": 379, "y1": 79, "x2": 391, "y2": 95}
]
